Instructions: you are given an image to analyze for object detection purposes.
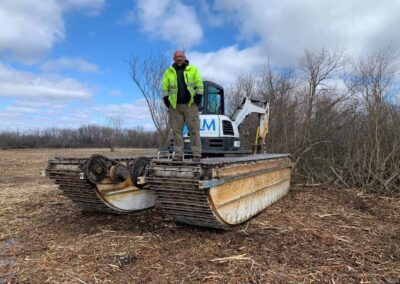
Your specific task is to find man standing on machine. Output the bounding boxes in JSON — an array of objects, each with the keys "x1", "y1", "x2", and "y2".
[{"x1": 162, "y1": 50, "x2": 203, "y2": 162}]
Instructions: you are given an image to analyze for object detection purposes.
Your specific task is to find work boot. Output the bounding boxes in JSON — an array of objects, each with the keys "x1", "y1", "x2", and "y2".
[
  {"x1": 192, "y1": 156, "x2": 201, "y2": 163},
  {"x1": 172, "y1": 155, "x2": 183, "y2": 162}
]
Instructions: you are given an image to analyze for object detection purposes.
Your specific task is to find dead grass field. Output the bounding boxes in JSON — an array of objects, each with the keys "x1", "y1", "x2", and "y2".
[{"x1": 0, "y1": 148, "x2": 399, "y2": 283}]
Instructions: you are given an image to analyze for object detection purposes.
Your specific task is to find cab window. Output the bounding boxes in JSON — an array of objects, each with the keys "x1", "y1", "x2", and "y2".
[{"x1": 207, "y1": 86, "x2": 222, "y2": 114}]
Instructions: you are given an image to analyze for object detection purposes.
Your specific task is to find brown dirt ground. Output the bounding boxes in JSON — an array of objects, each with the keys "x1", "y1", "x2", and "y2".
[{"x1": 0, "y1": 148, "x2": 399, "y2": 284}]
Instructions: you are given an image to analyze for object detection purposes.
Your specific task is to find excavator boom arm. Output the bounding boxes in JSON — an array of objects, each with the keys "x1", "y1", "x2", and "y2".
[{"x1": 231, "y1": 97, "x2": 270, "y2": 142}]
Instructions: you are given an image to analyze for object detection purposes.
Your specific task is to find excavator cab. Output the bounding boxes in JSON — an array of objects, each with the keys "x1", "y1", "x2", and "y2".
[{"x1": 199, "y1": 81, "x2": 224, "y2": 115}]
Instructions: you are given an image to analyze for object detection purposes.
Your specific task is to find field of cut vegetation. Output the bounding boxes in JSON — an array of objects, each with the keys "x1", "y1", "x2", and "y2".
[{"x1": 0, "y1": 148, "x2": 399, "y2": 283}]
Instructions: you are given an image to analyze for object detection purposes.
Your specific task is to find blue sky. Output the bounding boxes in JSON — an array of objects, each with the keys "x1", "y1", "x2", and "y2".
[{"x1": 0, "y1": 0, "x2": 399, "y2": 131}]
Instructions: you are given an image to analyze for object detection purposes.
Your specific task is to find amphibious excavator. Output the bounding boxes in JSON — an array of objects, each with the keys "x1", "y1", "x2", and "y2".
[{"x1": 45, "y1": 81, "x2": 291, "y2": 229}]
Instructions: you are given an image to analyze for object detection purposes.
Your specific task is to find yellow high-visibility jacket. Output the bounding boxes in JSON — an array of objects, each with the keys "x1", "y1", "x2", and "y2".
[{"x1": 162, "y1": 64, "x2": 204, "y2": 109}]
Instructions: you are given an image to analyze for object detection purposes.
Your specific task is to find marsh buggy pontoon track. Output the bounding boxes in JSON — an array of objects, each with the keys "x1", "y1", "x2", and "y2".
[
  {"x1": 45, "y1": 154, "x2": 291, "y2": 229},
  {"x1": 146, "y1": 154, "x2": 291, "y2": 229},
  {"x1": 46, "y1": 156, "x2": 155, "y2": 214}
]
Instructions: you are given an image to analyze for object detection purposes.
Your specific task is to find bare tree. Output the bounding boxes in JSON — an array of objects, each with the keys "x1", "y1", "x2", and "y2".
[
  {"x1": 226, "y1": 67, "x2": 298, "y2": 151},
  {"x1": 225, "y1": 73, "x2": 258, "y2": 116},
  {"x1": 106, "y1": 116, "x2": 121, "y2": 151},
  {"x1": 258, "y1": 66, "x2": 298, "y2": 153},
  {"x1": 129, "y1": 53, "x2": 171, "y2": 147},
  {"x1": 299, "y1": 48, "x2": 346, "y2": 143},
  {"x1": 343, "y1": 46, "x2": 400, "y2": 194}
]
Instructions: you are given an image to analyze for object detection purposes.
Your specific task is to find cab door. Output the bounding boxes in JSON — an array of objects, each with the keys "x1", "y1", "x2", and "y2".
[{"x1": 198, "y1": 81, "x2": 224, "y2": 115}]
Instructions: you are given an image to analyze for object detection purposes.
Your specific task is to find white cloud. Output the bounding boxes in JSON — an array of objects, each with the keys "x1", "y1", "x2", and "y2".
[
  {"x1": 135, "y1": 0, "x2": 203, "y2": 48},
  {"x1": 198, "y1": 0, "x2": 224, "y2": 28},
  {"x1": 0, "y1": 65, "x2": 153, "y2": 130},
  {"x1": 0, "y1": 1, "x2": 64, "y2": 63},
  {"x1": 183, "y1": 0, "x2": 400, "y2": 88},
  {"x1": 0, "y1": 63, "x2": 91, "y2": 100},
  {"x1": 0, "y1": 99, "x2": 76, "y2": 130},
  {"x1": 94, "y1": 100, "x2": 151, "y2": 120},
  {"x1": 0, "y1": 98, "x2": 154, "y2": 131},
  {"x1": 40, "y1": 57, "x2": 99, "y2": 73},
  {"x1": 0, "y1": 0, "x2": 105, "y2": 63},
  {"x1": 188, "y1": 45, "x2": 268, "y2": 87},
  {"x1": 213, "y1": 0, "x2": 400, "y2": 65}
]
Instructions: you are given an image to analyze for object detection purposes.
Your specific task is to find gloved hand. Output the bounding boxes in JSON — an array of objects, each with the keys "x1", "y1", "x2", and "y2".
[
  {"x1": 163, "y1": 96, "x2": 170, "y2": 108},
  {"x1": 194, "y1": 94, "x2": 202, "y2": 106}
]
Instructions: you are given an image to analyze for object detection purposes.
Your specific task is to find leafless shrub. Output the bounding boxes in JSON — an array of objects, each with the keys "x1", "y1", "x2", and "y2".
[
  {"x1": 106, "y1": 116, "x2": 121, "y2": 152},
  {"x1": 129, "y1": 52, "x2": 171, "y2": 147},
  {"x1": 339, "y1": 46, "x2": 400, "y2": 194},
  {"x1": 227, "y1": 47, "x2": 400, "y2": 195}
]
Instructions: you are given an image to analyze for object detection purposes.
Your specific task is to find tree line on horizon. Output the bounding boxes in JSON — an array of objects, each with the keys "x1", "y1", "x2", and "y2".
[{"x1": 0, "y1": 126, "x2": 159, "y2": 149}]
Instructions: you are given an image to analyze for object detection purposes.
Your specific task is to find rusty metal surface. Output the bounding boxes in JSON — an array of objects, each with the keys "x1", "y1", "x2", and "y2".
[
  {"x1": 46, "y1": 158, "x2": 120, "y2": 213},
  {"x1": 210, "y1": 167, "x2": 291, "y2": 225},
  {"x1": 213, "y1": 157, "x2": 290, "y2": 177},
  {"x1": 46, "y1": 154, "x2": 292, "y2": 228},
  {"x1": 152, "y1": 154, "x2": 290, "y2": 167},
  {"x1": 147, "y1": 156, "x2": 292, "y2": 229},
  {"x1": 198, "y1": 153, "x2": 290, "y2": 165},
  {"x1": 46, "y1": 157, "x2": 155, "y2": 213},
  {"x1": 145, "y1": 161, "x2": 228, "y2": 229}
]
